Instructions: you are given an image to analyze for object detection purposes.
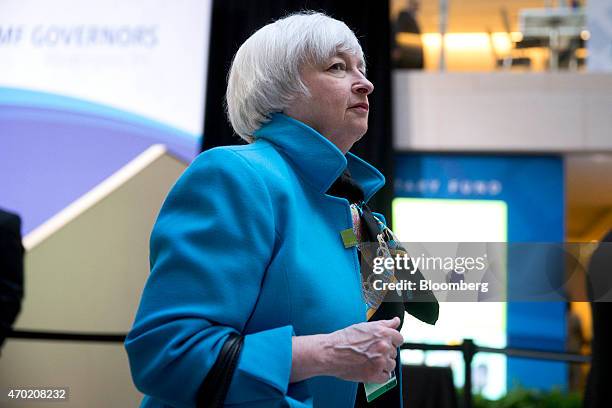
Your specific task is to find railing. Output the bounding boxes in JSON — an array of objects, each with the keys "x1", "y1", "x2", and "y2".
[
  {"x1": 6, "y1": 329, "x2": 125, "y2": 343},
  {"x1": 6, "y1": 330, "x2": 592, "y2": 408},
  {"x1": 401, "y1": 340, "x2": 591, "y2": 408}
]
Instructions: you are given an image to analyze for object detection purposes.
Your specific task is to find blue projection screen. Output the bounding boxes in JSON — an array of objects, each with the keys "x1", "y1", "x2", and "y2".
[{"x1": 393, "y1": 153, "x2": 566, "y2": 398}]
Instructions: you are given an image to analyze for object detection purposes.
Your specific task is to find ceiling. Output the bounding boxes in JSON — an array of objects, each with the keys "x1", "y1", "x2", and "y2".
[{"x1": 390, "y1": 0, "x2": 587, "y2": 33}]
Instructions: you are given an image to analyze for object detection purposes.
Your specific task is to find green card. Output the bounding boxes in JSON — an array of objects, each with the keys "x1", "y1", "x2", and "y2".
[
  {"x1": 364, "y1": 372, "x2": 397, "y2": 403},
  {"x1": 340, "y1": 228, "x2": 358, "y2": 248}
]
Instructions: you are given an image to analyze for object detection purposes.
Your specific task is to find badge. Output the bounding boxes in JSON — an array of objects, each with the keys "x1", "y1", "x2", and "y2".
[{"x1": 364, "y1": 371, "x2": 397, "y2": 402}]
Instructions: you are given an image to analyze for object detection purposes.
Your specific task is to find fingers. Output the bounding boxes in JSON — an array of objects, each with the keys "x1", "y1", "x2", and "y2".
[
  {"x1": 373, "y1": 372, "x2": 391, "y2": 384},
  {"x1": 389, "y1": 329, "x2": 404, "y2": 348},
  {"x1": 372, "y1": 359, "x2": 397, "y2": 383},
  {"x1": 385, "y1": 357, "x2": 397, "y2": 374},
  {"x1": 376, "y1": 326, "x2": 404, "y2": 348},
  {"x1": 370, "y1": 337, "x2": 398, "y2": 370},
  {"x1": 377, "y1": 318, "x2": 404, "y2": 347},
  {"x1": 379, "y1": 316, "x2": 400, "y2": 329}
]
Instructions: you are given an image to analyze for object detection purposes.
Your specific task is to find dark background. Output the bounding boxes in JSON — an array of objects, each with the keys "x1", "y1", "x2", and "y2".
[{"x1": 201, "y1": 0, "x2": 394, "y2": 222}]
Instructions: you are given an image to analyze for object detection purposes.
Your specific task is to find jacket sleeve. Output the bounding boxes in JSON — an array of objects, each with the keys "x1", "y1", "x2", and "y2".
[{"x1": 125, "y1": 148, "x2": 293, "y2": 407}]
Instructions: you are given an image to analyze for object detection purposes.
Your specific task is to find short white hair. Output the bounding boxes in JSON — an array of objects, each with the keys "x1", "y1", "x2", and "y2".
[{"x1": 226, "y1": 11, "x2": 365, "y2": 143}]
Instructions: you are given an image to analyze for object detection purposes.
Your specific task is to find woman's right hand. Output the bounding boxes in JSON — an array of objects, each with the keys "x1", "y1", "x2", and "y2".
[{"x1": 322, "y1": 317, "x2": 404, "y2": 384}]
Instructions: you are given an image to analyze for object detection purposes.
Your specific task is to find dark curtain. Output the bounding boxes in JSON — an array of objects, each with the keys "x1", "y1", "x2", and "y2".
[{"x1": 201, "y1": 0, "x2": 394, "y2": 223}]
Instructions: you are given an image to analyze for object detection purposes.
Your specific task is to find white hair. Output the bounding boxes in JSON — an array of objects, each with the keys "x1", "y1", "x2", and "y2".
[{"x1": 226, "y1": 11, "x2": 365, "y2": 142}]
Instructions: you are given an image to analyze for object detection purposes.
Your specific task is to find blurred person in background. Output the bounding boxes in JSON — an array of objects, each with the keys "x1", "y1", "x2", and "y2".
[
  {"x1": 566, "y1": 302, "x2": 586, "y2": 391},
  {"x1": 0, "y1": 208, "x2": 24, "y2": 351},
  {"x1": 584, "y1": 229, "x2": 612, "y2": 408},
  {"x1": 392, "y1": 0, "x2": 424, "y2": 69}
]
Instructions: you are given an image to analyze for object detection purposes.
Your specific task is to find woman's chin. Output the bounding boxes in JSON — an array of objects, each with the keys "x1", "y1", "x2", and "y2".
[
  {"x1": 352, "y1": 123, "x2": 368, "y2": 140},
  {"x1": 345, "y1": 129, "x2": 368, "y2": 149}
]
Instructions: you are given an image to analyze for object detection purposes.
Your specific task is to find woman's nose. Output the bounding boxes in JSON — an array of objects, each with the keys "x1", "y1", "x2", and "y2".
[{"x1": 353, "y1": 77, "x2": 374, "y2": 95}]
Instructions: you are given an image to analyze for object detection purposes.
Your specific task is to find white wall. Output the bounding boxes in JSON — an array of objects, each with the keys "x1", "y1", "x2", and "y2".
[{"x1": 393, "y1": 72, "x2": 612, "y2": 152}]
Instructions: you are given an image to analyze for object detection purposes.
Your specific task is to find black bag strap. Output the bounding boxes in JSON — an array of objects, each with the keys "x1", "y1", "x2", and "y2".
[{"x1": 196, "y1": 332, "x2": 244, "y2": 407}]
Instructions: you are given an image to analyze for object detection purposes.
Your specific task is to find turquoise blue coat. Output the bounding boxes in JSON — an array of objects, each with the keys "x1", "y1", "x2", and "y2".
[{"x1": 125, "y1": 113, "x2": 392, "y2": 407}]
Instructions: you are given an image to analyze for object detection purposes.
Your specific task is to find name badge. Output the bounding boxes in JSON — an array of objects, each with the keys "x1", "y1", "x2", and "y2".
[{"x1": 364, "y1": 371, "x2": 397, "y2": 402}]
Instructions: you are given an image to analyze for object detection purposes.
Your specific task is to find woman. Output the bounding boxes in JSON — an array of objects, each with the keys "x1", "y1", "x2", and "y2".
[{"x1": 126, "y1": 12, "x2": 435, "y2": 407}]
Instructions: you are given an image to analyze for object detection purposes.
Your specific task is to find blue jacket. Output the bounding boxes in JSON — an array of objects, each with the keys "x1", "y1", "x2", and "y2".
[{"x1": 125, "y1": 113, "x2": 389, "y2": 407}]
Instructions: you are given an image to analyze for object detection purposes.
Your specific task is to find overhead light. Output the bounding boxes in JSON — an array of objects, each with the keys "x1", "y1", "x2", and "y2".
[
  {"x1": 511, "y1": 32, "x2": 523, "y2": 42},
  {"x1": 421, "y1": 32, "x2": 513, "y2": 53},
  {"x1": 580, "y1": 30, "x2": 590, "y2": 41}
]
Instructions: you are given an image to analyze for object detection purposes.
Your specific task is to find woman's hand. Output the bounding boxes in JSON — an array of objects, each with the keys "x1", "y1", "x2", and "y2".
[
  {"x1": 290, "y1": 317, "x2": 403, "y2": 384},
  {"x1": 322, "y1": 317, "x2": 404, "y2": 384}
]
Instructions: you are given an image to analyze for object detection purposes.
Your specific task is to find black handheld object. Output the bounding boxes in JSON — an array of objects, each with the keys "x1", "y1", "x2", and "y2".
[{"x1": 196, "y1": 332, "x2": 244, "y2": 407}]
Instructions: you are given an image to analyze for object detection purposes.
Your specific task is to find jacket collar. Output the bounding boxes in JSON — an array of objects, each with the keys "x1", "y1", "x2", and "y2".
[{"x1": 253, "y1": 113, "x2": 385, "y2": 202}]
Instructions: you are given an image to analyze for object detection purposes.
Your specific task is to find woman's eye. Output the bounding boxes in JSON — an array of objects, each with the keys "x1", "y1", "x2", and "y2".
[{"x1": 329, "y1": 62, "x2": 346, "y2": 71}]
